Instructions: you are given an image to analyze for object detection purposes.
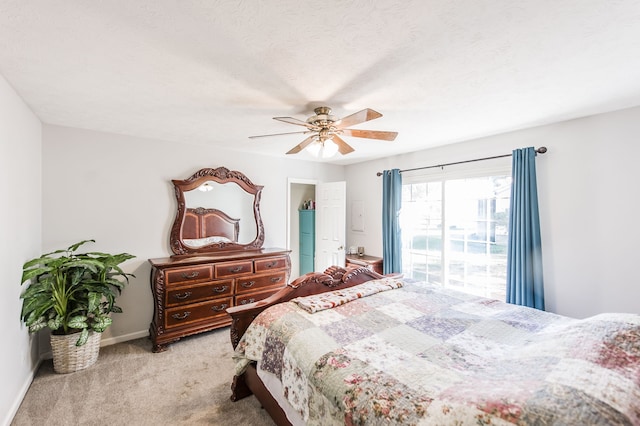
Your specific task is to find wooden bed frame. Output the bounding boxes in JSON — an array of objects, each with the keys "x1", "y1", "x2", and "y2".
[
  {"x1": 226, "y1": 266, "x2": 388, "y2": 426},
  {"x1": 182, "y1": 207, "x2": 240, "y2": 242}
]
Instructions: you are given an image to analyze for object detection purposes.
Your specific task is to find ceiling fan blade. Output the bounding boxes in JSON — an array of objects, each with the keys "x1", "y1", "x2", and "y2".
[
  {"x1": 286, "y1": 135, "x2": 317, "y2": 155},
  {"x1": 273, "y1": 116, "x2": 316, "y2": 129},
  {"x1": 337, "y1": 108, "x2": 383, "y2": 128},
  {"x1": 341, "y1": 129, "x2": 398, "y2": 141},
  {"x1": 332, "y1": 135, "x2": 355, "y2": 155},
  {"x1": 249, "y1": 130, "x2": 312, "y2": 139}
]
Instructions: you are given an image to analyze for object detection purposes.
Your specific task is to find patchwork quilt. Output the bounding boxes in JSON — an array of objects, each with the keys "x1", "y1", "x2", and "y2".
[{"x1": 233, "y1": 280, "x2": 640, "y2": 425}]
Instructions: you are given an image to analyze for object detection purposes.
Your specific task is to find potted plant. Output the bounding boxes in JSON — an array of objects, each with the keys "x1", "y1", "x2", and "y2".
[{"x1": 20, "y1": 239, "x2": 135, "y2": 373}]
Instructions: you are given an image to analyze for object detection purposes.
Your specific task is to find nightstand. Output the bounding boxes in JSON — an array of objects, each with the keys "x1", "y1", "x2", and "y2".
[{"x1": 345, "y1": 254, "x2": 383, "y2": 275}]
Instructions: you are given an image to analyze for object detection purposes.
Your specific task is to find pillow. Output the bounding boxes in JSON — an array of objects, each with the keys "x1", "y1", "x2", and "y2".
[
  {"x1": 292, "y1": 278, "x2": 403, "y2": 313},
  {"x1": 183, "y1": 236, "x2": 232, "y2": 247}
]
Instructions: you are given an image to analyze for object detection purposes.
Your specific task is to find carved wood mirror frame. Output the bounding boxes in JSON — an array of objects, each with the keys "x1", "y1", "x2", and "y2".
[{"x1": 170, "y1": 167, "x2": 265, "y2": 255}]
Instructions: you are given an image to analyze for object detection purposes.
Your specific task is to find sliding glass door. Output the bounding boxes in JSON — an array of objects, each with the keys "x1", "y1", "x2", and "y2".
[{"x1": 401, "y1": 174, "x2": 511, "y2": 301}]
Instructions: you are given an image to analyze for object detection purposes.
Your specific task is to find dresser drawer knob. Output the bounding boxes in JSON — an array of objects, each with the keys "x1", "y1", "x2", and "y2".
[
  {"x1": 266, "y1": 261, "x2": 277, "y2": 268},
  {"x1": 240, "y1": 298, "x2": 256, "y2": 305},
  {"x1": 173, "y1": 291, "x2": 192, "y2": 300},
  {"x1": 241, "y1": 281, "x2": 256, "y2": 288},
  {"x1": 271, "y1": 277, "x2": 282, "y2": 283},
  {"x1": 181, "y1": 271, "x2": 200, "y2": 279},
  {"x1": 228, "y1": 266, "x2": 243, "y2": 273},
  {"x1": 213, "y1": 285, "x2": 229, "y2": 293},
  {"x1": 171, "y1": 311, "x2": 191, "y2": 320},
  {"x1": 211, "y1": 304, "x2": 228, "y2": 312}
]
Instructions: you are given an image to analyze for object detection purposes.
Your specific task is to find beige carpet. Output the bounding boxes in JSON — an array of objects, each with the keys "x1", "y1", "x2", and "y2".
[{"x1": 12, "y1": 328, "x2": 275, "y2": 426}]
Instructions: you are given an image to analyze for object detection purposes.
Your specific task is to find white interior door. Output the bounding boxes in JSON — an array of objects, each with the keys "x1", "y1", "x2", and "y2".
[{"x1": 315, "y1": 181, "x2": 346, "y2": 271}]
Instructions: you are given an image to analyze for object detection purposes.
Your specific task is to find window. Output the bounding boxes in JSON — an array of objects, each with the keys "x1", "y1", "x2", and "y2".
[{"x1": 401, "y1": 174, "x2": 511, "y2": 301}]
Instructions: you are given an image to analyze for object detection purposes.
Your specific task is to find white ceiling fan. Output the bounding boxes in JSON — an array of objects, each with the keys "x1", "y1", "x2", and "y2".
[{"x1": 250, "y1": 106, "x2": 398, "y2": 157}]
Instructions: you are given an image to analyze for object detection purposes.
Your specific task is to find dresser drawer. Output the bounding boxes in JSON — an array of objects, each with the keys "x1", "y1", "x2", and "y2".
[
  {"x1": 235, "y1": 272, "x2": 286, "y2": 294},
  {"x1": 235, "y1": 287, "x2": 281, "y2": 307},
  {"x1": 165, "y1": 297, "x2": 232, "y2": 329},
  {"x1": 255, "y1": 256, "x2": 288, "y2": 272},
  {"x1": 214, "y1": 260, "x2": 254, "y2": 278},
  {"x1": 165, "y1": 265, "x2": 213, "y2": 285},
  {"x1": 165, "y1": 280, "x2": 233, "y2": 307}
]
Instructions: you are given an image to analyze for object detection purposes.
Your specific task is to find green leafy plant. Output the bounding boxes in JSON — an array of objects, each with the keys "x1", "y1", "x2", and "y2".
[{"x1": 20, "y1": 240, "x2": 135, "y2": 346}]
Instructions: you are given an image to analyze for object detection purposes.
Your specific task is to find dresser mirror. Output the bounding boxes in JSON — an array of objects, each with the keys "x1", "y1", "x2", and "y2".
[{"x1": 169, "y1": 167, "x2": 265, "y2": 255}]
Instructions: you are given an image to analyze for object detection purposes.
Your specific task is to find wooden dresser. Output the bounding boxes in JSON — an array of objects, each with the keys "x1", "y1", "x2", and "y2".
[{"x1": 148, "y1": 248, "x2": 290, "y2": 352}]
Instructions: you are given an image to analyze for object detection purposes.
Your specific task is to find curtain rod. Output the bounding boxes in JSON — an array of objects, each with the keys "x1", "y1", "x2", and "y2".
[{"x1": 376, "y1": 146, "x2": 547, "y2": 176}]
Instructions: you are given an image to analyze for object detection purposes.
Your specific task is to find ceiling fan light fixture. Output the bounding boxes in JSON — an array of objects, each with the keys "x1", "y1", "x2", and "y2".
[
  {"x1": 198, "y1": 182, "x2": 214, "y2": 192},
  {"x1": 307, "y1": 139, "x2": 338, "y2": 159}
]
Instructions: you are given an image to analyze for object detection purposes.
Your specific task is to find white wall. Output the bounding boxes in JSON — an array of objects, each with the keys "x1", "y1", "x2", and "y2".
[
  {"x1": 346, "y1": 106, "x2": 640, "y2": 319},
  {"x1": 42, "y1": 125, "x2": 344, "y2": 346},
  {"x1": 0, "y1": 75, "x2": 42, "y2": 425}
]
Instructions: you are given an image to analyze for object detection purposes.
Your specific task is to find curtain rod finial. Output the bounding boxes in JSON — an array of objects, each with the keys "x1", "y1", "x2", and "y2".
[{"x1": 536, "y1": 146, "x2": 547, "y2": 154}]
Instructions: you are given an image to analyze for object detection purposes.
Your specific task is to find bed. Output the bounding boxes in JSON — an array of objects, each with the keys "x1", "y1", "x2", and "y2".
[{"x1": 226, "y1": 267, "x2": 640, "y2": 425}]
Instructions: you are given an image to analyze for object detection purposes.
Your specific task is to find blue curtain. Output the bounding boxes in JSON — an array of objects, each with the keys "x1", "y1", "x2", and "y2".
[
  {"x1": 382, "y1": 169, "x2": 402, "y2": 274},
  {"x1": 507, "y1": 147, "x2": 545, "y2": 310}
]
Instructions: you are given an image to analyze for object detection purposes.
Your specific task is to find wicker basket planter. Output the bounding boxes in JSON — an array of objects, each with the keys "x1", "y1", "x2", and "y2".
[{"x1": 50, "y1": 331, "x2": 101, "y2": 374}]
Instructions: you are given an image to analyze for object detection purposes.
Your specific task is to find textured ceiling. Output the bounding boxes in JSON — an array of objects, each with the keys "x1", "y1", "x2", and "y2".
[{"x1": 1, "y1": 0, "x2": 640, "y2": 165}]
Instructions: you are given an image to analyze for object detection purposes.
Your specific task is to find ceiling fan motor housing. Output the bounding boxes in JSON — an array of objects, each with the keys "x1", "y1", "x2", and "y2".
[{"x1": 306, "y1": 106, "x2": 341, "y2": 128}]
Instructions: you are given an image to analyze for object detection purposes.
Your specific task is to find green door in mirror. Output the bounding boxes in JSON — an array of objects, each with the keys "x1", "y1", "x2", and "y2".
[{"x1": 299, "y1": 210, "x2": 315, "y2": 275}]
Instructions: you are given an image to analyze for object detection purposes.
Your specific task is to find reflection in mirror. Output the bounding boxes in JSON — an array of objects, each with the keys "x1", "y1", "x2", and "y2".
[
  {"x1": 170, "y1": 167, "x2": 265, "y2": 255},
  {"x1": 182, "y1": 208, "x2": 239, "y2": 247},
  {"x1": 183, "y1": 181, "x2": 257, "y2": 245}
]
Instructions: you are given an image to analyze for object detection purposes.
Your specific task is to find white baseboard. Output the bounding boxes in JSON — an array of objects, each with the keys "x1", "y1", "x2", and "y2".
[
  {"x1": 100, "y1": 329, "x2": 149, "y2": 347},
  {"x1": 2, "y1": 359, "x2": 41, "y2": 426}
]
